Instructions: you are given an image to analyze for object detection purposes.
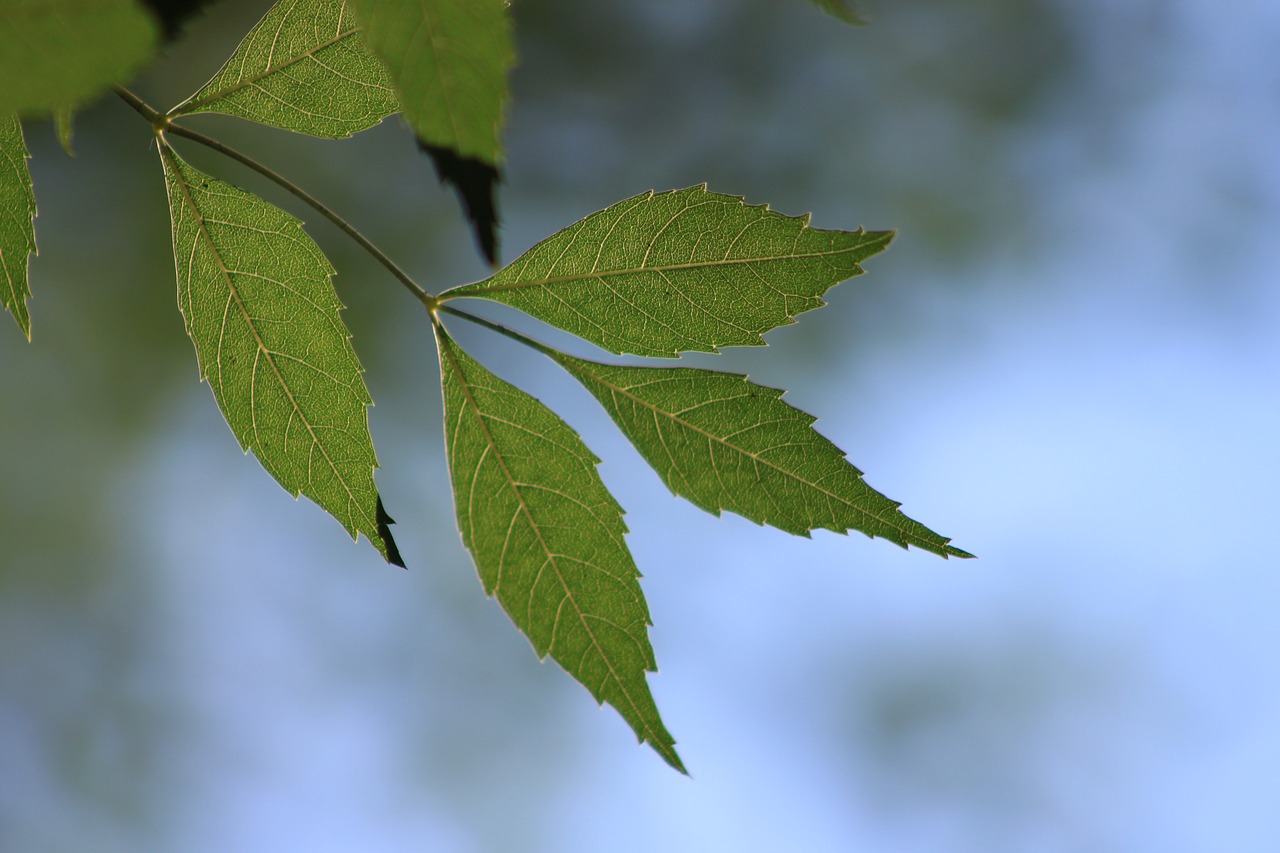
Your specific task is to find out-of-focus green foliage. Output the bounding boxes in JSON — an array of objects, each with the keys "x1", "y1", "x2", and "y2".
[
  {"x1": 0, "y1": 0, "x2": 157, "y2": 114},
  {"x1": 349, "y1": 0, "x2": 512, "y2": 164}
]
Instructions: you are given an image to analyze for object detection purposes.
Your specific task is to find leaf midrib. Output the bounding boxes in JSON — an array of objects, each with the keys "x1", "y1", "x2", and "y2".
[
  {"x1": 563, "y1": 358, "x2": 953, "y2": 554},
  {"x1": 174, "y1": 23, "x2": 371, "y2": 117},
  {"x1": 164, "y1": 144, "x2": 375, "y2": 540},
  {"x1": 444, "y1": 242, "x2": 871, "y2": 299},
  {"x1": 413, "y1": 2, "x2": 467, "y2": 151}
]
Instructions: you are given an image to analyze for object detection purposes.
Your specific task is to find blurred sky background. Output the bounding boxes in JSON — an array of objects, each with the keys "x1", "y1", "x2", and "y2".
[{"x1": 3, "y1": 0, "x2": 1280, "y2": 850}]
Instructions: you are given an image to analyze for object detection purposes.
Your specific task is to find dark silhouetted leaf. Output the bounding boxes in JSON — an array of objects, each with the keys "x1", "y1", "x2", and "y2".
[{"x1": 418, "y1": 138, "x2": 500, "y2": 265}]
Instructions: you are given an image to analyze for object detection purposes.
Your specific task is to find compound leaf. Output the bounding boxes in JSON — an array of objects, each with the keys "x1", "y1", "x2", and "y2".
[
  {"x1": 159, "y1": 141, "x2": 401, "y2": 565},
  {"x1": 435, "y1": 324, "x2": 683, "y2": 771},
  {"x1": 170, "y1": 0, "x2": 398, "y2": 139},
  {"x1": 0, "y1": 0, "x2": 158, "y2": 115},
  {"x1": 0, "y1": 115, "x2": 36, "y2": 338},
  {"x1": 550, "y1": 352, "x2": 970, "y2": 558},
  {"x1": 440, "y1": 186, "x2": 894, "y2": 358}
]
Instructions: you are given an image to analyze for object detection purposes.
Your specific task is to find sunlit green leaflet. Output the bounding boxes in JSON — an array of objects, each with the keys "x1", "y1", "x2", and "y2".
[
  {"x1": 0, "y1": 115, "x2": 35, "y2": 338},
  {"x1": 0, "y1": 0, "x2": 157, "y2": 114},
  {"x1": 545, "y1": 352, "x2": 969, "y2": 556},
  {"x1": 170, "y1": 0, "x2": 398, "y2": 139},
  {"x1": 440, "y1": 186, "x2": 894, "y2": 357},
  {"x1": 350, "y1": 0, "x2": 513, "y2": 163},
  {"x1": 159, "y1": 142, "x2": 400, "y2": 564},
  {"x1": 435, "y1": 324, "x2": 683, "y2": 771}
]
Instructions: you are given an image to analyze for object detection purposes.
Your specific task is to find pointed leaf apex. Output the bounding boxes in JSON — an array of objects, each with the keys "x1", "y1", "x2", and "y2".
[{"x1": 441, "y1": 185, "x2": 897, "y2": 357}]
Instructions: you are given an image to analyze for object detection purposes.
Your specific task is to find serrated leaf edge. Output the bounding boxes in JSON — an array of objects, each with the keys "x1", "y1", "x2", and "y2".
[
  {"x1": 553, "y1": 353, "x2": 969, "y2": 558},
  {"x1": 0, "y1": 115, "x2": 36, "y2": 339},
  {"x1": 159, "y1": 141, "x2": 396, "y2": 562},
  {"x1": 435, "y1": 324, "x2": 685, "y2": 771},
  {"x1": 439, "y1": 185, "x2": 894, "y2": 357}
]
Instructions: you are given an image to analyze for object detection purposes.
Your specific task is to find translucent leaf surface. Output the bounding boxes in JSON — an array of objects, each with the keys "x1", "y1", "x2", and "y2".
[
  {"x1": 435, "y1": 324, "x2": 683, "y2": 771},
  {"x1": 350, "y1": 0, "x2": 512, "y2": 163},
  {"x1": 159, "y1": 142, "x2": 401, "y2": 565},
  {"x1": 0, "y1": 0, "x2": 157, "y2": 114},
  {"x1": 170, "y1": 0, "x2": 397, "y2": 139},
  {"x1": 0, "y1": 116, "x2": 36, "y2": 338},
  {"x1": 551, "y1": 353, "x2": 970, "y2": 558},
  {"x1": 441, "y1": 186, "x2": 894, "y2": 358}
]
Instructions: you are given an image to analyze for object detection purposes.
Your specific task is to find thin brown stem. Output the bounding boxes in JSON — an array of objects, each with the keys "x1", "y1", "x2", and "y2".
[{"x1": 115, "y1": 87, "x2": 435, "y2": 310}]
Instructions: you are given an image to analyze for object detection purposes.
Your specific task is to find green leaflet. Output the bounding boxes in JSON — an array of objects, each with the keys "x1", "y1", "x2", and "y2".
[
  {"x1": 434, "y1": 324, "x2": 683, "y2": 772},
  {"x1": 159, "y1": 142, "x2": 401, "y2": 565},
  {"x1": 170, "y1": 0, "x2": 398, "y2": 139},
  {"x1": 440, "y1": 186, "x2": 894, "y2": 358},
  {"x1": 350, "y1": 0, "x2": 513, "y2": 163},
  {"x1": 549, "y1": 352, "x2": 970, "y2": 558},
  {"x1": 0, "y1": 0, "x2": 157, "y2": 114},
  {"x1": 0, "y1": 115, "x2": 36, "y2": 339}
]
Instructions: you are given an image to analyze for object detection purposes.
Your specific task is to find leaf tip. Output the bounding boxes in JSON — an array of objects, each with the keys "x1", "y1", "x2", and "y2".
[
  {"x1": 659, "y1": 742, "x2": 689, "y2": 775},
  {"x1": 376, "y1": 495, "x2": 406, "y2": 568}
]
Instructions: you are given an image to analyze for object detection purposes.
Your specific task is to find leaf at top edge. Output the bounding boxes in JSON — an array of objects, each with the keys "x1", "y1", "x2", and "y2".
[
  {"x1": 0, "y1": 0, "x2": 158, "y2": 115},
  {"x1": 0, "y1": 116, "x2": 36, "y2": 339},
  {"x1": 434, "y1": 323, "x2": 684, "y2": 772},
  {"x1": 808, "y1": 0, "x2": 867, "y2": 26},
  {"x1": 158, "y1": 142, "x2": 402, "y2": 565},
  {"x1": 350, "y1": 0, "x2": 513, "y2": 164},
  {"x1": 440, "y1": 186, "x2": 894, "y2": 358},
  {"x1": 169, "y1": 0, "x2": 398, "y2": 139},
  {"x1": 550, "y1": 352, "x2": 972, "y2": 559}
]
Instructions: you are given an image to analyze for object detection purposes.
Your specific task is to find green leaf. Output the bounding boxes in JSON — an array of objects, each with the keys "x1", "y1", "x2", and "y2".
[
  {"x1": 549, "y1": 352, "x2": 971, "y2": 558},
  {"x1": 807, "y1": 0, "x2": 867, "y2": 26},
  {"x1": 0, "y1": 0, "x2": 158, "y2": 115},
  {"x1": 440, "y1": 186, "x2": 894, "y2": 358},
  {"x1": 170, "y1": 0, "x2": 399, "y2": 139},
  {"x1": 349, "y1": 0, "x2": 513, "y2": 164},
  {"x1": 0, "y1": 115, "x2": 36, "y2": 339},
  {"x1": 434, "y1": 323, "x2": 683, "y2": 771},
  {"x1": 159, "y1": 141, "x2": 401, "y2": 565}
]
